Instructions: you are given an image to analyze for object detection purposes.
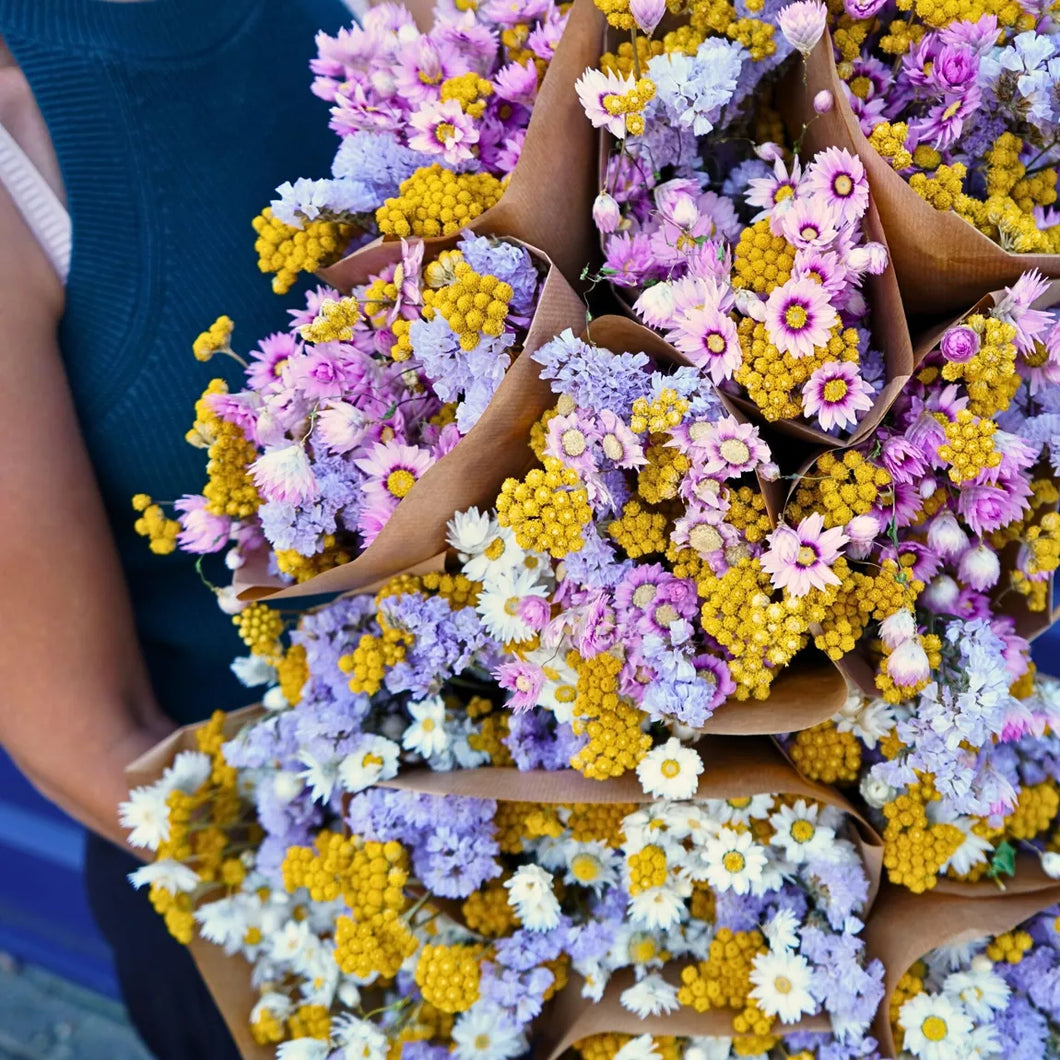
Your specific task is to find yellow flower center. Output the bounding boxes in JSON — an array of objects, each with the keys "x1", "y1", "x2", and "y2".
[
  {"x1": 386, "y1": 468, "x2": 416, "y2": 497},
  {"x1": 774, "y1": 975, "x2": 793, "y2": 994},
  {"x1": 419, "y1": 70, "x2": 444, "y2": 85},
  {"x1": 272, "y1": 358, "x2": 288, "y2": 377},
  {"x1": 722, "y1": 850, "x2": 746, "y2": 873},
  {"x1": 632, "y1": 584, "x2": 657, "y2": 607},
  {"x1": 515, "y1": 673, "x2": 534, "y2": 692},
  {"x1": 833, "y1": 174, "x2": 854, "y2": 197},
  {"x1": 706, "y1": 332, "x2": 727, "y2": 354},
  {"x1": 719, "y1": 437, "x2": 751, "y2": 465},
  {"x1": 571, "y1": 853, "x2": 601, "y2": 881},
  {"x1": 561, "y1": 428, "x2": 587, "y2": 457},
  {"x1": 504, "y1": 596, "x2": 520, "y2": 616},
  {"x1": 602, "y1": 434, "x2": 624, "y2": 460},
  {"x1": 474, "y1": 1035, "x2": 492, "y2": 1050},
  {"x1": 631, "y1": 937, "x2": 658, "y2": 962},
  {"x1": 797, "y1": 545, "x2": 817, "y2": 567},
  {"x1": 791, "y1": 819, "x2": 816, "y2": 843},
  {"x1": 661, "y1": 758, "x2": 682, "y2": 778},
  {"x1": 690, "y1": 523, "x2": 724, "y2": 553},
  {"x1": 774, "y1": 184, "x2": 795, "y2": 203},
  {"x1": 485, "y1": 536, "x2": 506, "y2": 560},
  {"x1": 823, "y1": 378, "x2": 849, "y2": 403},
  {"x1": 421, "y1": 718, "x2": 436, "y2": 732},
  {"x1": 785, "y1": 304, "x2": 808, "y2": 329},
  {"x1": 363, "y1": 752, "x2": 383, "y2": 768},
  {"x1": 654, "y1": 603, "x2": 679, "y2": 627},
  {"x1": 1025, "y1": 341, "x2": 1050, "y2": 367},
  {"x1": 922, "y1": 1016, "x2": 948, "y2": 1042},
  {"x1": 688, "y1": 421, "x2": 712, "y2": 442},
  {"x1": 942, "y1": 100, "x2": 961, "y2": 120},
  {"x1": 800, "y1": 224, "x2": 819, "y2": 240},
  {"x1": 434, "y1": 121, "x2": 457, "y2": 144},
  {"x1": 728, "y1": 797, "x2": 752, "y2": 808}
]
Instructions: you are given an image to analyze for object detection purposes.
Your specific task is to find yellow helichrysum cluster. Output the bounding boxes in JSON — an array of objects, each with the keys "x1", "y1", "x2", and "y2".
[
  {"x1": 274, "y1": 535, "x2": 355, "y2": 584},
  {"x1": 1013, "y1": 510, "x2": 1060, "y2": 610},
  {"x1": 440, "y1": 72, "x2": 493, "y2": 118},
  {"x1": 630, "y1": 388, "x2": 690, "y2": 434},
  {"x1": 789, "y1": 720, "x2": 862, "y2": 784},
  {"x1": 414, "y1": 944, "x2": 484, "y2": 1013},
  {"x1": 462, "y1": 881, "x2": 521, "y2": 937},
  {"x1": 603, "y1": 76, "x2": 657, "y2": 137},
  {"x1": 286, "y1": 1005, "x2": 330, "y2": 1041},
  {"x1": 339, "y1": 621, "x2": 415, "y2": 696},
  {"x1": 1004, "y1": 780, "x2": 1060, "y2": 842},
  {"x1": 908, "y1": 162, "x2": 967, "y2": 212},
  {"x1": 334, "y1": 908, "x2": 419, "y2": 978},
  {"x1": 251, "y1": 206, "x2": 354, "y2": 295},
  {"x1": 568, "y1": 651, "x2": 652, "y2": 778},
  {"x1": 787, "y1": 450, "x2": 892, "y2": 530},
  {"x1": 422, "y1": 259, "x2": 513, "y2": 350},
  {"x1": 232, "y1": 601, "x2": 286, "y2": 663},
  {"x1": 867, "y1": 121, "x2": 913, "y2": 171},
  {"x1": 637, "y1": 441, "x2": 692, "y2": 504},
  {"x1": 627, "y1": 844, "x2": 669, "y2": 894},
  {"x1": 376, "y1": 165, "x2": 503, "y2": 239},
  {"x1": 609, "y1": 497, "x2": 671, "y2": 558},
  {"x1": 986, "y1": 928, "x2": 1034, "y2": 963},
  {"x1": 881, "y1": 774, "x2": 964, "y2": 893},
  {"x1": 496, "y1": 456, "x2": 594, "y2": 558},
  {"x1": 191, "y1": 314, "x2": 234, "y2": 362},
  {"x1": 942, "y1": 314, "x2": 1019, "y2": 417},
  {"x1": 467, "y1": 708, "x2": 515, "y2": 766},
  {"x1": 567, "y1": 801, "x2": 638, "y2": 846},
  {"x1": 299, "y1": 296, "x2": 362, "y2": 344},
  {"x1": 731, "y1": 219, "x2": 796, "y2": 294},
  {"x1": 131, "y1": 493, "x2": 180, "y2": 555},
  {"x1": 936, "y1": 409, "x2": 1001, "y2": 484},
  {"x1": 897, "y1": 0, "x2": 1029, "y2": 29}
]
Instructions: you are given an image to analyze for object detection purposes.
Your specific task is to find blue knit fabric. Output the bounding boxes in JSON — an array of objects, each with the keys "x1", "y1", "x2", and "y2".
[{"x1": 1, "y1": 0, "x2": 353, "y2": 723}]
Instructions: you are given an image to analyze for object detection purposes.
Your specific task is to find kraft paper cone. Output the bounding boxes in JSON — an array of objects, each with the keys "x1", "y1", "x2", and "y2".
[
  {"x1": 786, "y1": 36, "x2": 1060, "y2": 318},
  {"x1": 235, "y1": 247, "x2": 587, "y2": 601},
  {"x1": 539, "y1": 968, "x2": 830, "y2": 1060},
  {"x1": 318, "y1": 0, "x2": 605, "y2": 291},
  {"x1": 123, "y1": 705, "x2": 273, "y2": 1060},
  {"x1": 865, "y1": 875, "x2": 1060, "y2": 1058}
]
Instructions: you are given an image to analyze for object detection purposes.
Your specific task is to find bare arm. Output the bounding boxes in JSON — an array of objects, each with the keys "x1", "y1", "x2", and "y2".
[{"x1": 0, "y1": 144, "x2": 175, "y2": 850}]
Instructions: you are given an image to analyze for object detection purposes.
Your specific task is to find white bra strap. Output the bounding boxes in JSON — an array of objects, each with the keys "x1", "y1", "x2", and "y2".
[{"x1": 0, "y1": 122, "x2": 71, "y2": 284}]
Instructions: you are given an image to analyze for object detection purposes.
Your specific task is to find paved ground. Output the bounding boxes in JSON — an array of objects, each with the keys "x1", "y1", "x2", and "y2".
[{"x1": 0, "y1": 953, "x2": 151, "y2": 1060}]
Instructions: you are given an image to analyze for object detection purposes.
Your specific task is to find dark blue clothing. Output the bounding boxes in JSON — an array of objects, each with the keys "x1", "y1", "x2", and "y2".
[
  {"x1": 2, "y1": 0, "x2": 350, "y2": 726},
  {"x1": 1, "y1": 2, "x2": 353, "y2": 1054}
]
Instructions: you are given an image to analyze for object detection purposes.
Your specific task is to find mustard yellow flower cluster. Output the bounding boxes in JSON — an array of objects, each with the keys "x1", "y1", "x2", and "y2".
[
  {"x1": 376, "y1": 164, "x2": 503, "y2": 239},
  {"x1": 233, "y1": 601, "x2": 286, "y2": 663},
  {"x1": 603, "y1": 76, "x2": 657, "y2": 137},
  {"x1": 1012, "y1": 510, "x2": 1060, "y2": 610},
  {"x1": 414, "y1": 944, "x2": 484, "y2": 1013},
  {"x1": 274, "y1": 535, "x2": 355, "y2": 583},
  {"x1": 339, "y1": 621, "x2": 415, "y2": 696},
  {"x1": 191, "y1": 314, "x2": 235, "y2": 362},
  {"x1": 131, "y1": 493, "x2": 180, "y2": 555},
  {"x1": 731, "y1": 219, "x2": 795, "y2": 294},
  {"x1": 462, "y1": 881, "x2": 520, "y2": 937},
  {"x1": 881, "y1": 774, "x2": 965, "y2": 893},
  {"x1": 628, "y1": 844, "x2": 669, "y2": 894},
  {"x1": 421, "y1": 259, "x2": 513, "y2": 350},
  {"x1": 789, "y1": 720, "x2": 863, "y2": 784},
  {"x1": 867, "y1": 121, "x2": 914, "y2": 171},
  {"x1": 936, "y1": 409, "x2": 1002, "y2": 484},
  {"x1": 251, "y1": 206, "x2": 354, "y2": 295},
  {"x1": 299, "y1": 296, "x2": 362, "y2": 344},
  {"x1": 440, "y1": 72, "x2": 494, "y2": 118},
  {"x1": 496, "y1": 456, "x2": 594, "y2": 558},
  {"x1": 787, "y1": 450, "x2": 892, "y2": 530},
  {"x1": 941, "y1": 314, "x2": 1020, "y2": 417}
]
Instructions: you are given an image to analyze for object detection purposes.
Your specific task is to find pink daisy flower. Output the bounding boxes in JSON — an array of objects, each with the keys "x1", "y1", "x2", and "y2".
[
  {"x1": 801, "y1": 361, "x2": 874, "y2": 432},
  {"x1": 761, "y1": 512, "x2": 848, "y2": 596},
  {"x1": 792, "y1": 247, "x2": 849, "y2": 299},
  {"x1": 995, "y1": 269, "x2": 1054, "y2": 355},
  {"x1": 250, "y1": 443, "x2": 320, "y2": 505},
  {"x1": 247, "y1": 332, "x2": 300, "y2": 394},
  {"x1": 544, "y1": 412, "x2": 600, "y2": 478},
  {"x1": 495, "y1": 660, "x2": 545, "y2": 713},
  {"x1": 393, "y1": 37, "x2": 460, "y2": 106},
  {"x1": 354, "y1": 440, "x2": 435, "y2": 511},
  {"x1": 745, "y1": 155, "x2": 802, "y2": 220},
  {"x1": 667, "y1": 302, "x2": 742, "y2": 384},
  {"x1": 597, "y1": 409, "x2": 647, "y2": 469},
  {"x1": 672, "y1": 505, "x2": 739, "y2": 565},
  {"x1": 803, "y1": 147, "x2": 870, "y2": 227},
  {"x1": 778, "y1": 196, "x2": 839, "y2": 250},
  {"x1": 764, "y1": 276, "x2": 838, "y2": 359},
  {"x1": 174, "y1": 495, "x2": 230, "y2": 554},
  {"x1": 314, "y1": 401, "x2": 370, "y2": 455},
  {"x1": 576, "y1": 66, "x2": 635, "y2": 139},
  {"x1": 695, "y1": 416, "x2": 772, "y2": 477},
  {"x1": 408, "y1": 99, "x2": 480, "y2": 166}
]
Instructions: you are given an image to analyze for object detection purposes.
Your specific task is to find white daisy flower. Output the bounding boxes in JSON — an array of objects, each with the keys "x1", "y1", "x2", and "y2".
[
  {"x1": 833, "y1": 690, "x2": 895, "y2": 749},
  {"x1": 711, "y1": 793, "x2": 775, "y2": 826},
  {"x1": 277, "y1": 1040, "x2": 330, "y2": 1060},
  {"x1": 576, "y1": 959, "x2": 609, "y2": 1002},
  {"x1": 768, "y1": 800, "x2": 836, "y2": 863},
  {"x1": 620, "y1": 975, "x2": 680, "y2": 1018},
  {"x1": 402, "y1": 695, "x2": 449, "y2": 757},
  {"x1": 128, "y1": 859, "x2": 201, "y2": 894},
  {"x1": 262, "y1": 685, "x2": 290, "y2": 711},
  {"x1": 451, "y1": 1003, "x2": 527, "y2": 1060},
  {"x1": 748, "y1": 950, "x2": 817, "y2": 1024},
  {"x1": 475, "y1": 565, "x2": 549, "y2": 643},
  {"x1": 504, "y1": 865, "x2": 561, "y2": 931},
  {"x1": 937, "y1": 819, "x2": 991, "y2": 877},
  {"x1": 699, "y1": 828, "x2": 768, "y2": 895},
  {"x1": 897, "y1": 992, "x2": 974, "y2": 1060},
  {"x1": 659, "y1": 802, "x2": 717, "y2": 841},
  {"x1": 463, "y1": 524, "x2": 527, "y2": 584},
  {"x1": 119, "y1": 784, "x2": 172, "y2": 850},
  {"x1": 628, "y1": 878, "x2": 691, "y2": 930},
  {"x1": 230, "y1": 653, "x2": 276, "y2": 687},
  {"x1": 860, "y1": 772, "x2": 897, "y2": 808},
  {"x1": 523, "y1": 642, "x2": 579, "y2": 722},
  {"x1": 333, "y1": 1014, "x2": 388, "y2": 1060},
  {"x1": 195, "y1": 895, "x2": 255, "y2": 954},
  {"x1": 269, "y1": 918, "x2": 315, "y2": 968},
  {"x1": 1043, "y1": 850, "x2": 1060, "y2": 878},
  {"x1": 298, "y1": 749, "x2": 343, "y2": 802},
  {"x1": 942, "y1": 967, "x2": 1010, "y2": 1020},
  {"x1": 762, "y1": 908, "x2": 801, "y2": 953},
  {"x1": 618, "y1": 928, "x2": 668, "y2": 969},
  {"x1": 337, "y1": 736, "x2": 400, "y2": 794},
  {"x1": 251, "y1": 992, "x2": 293, "y2": 1028},
  {"x1": 447, "y1": 507, "x2": 494, "y2": 555},
  {"x1": 966, "y1": 1023, "x2": 1002, "y2": 1060},
  {"x1": 621, "y1": 803, "x2": 683, "y2": 852},
  {"x1": 925, "y1": 938, "x2": 990, "y2": 977},
  {"x1": 636, "y1": 738, "x2": 704, "y2": 800},
  {"x1": 299, "y1": 945, "x2": 340, "y2": 1006},
  {"x1": 613, "y1": 1035, "x2": 660, "y2": 1060},
  {"x1": 272, "y1": 770, "x2": 305, "y2": 804},
  {"x1": 563, "y1": 840, "x2": 622, "y2": 894},
  {"x1": 163, "y1": 750, "x2": 213, "y2": 795}
]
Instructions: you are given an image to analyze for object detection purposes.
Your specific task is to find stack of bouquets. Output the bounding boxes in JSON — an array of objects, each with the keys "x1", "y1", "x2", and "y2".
[
  {"x1": 121, "y1": 571, "x2": 886, "y2": 1060},
  {"x1": 250, "y1": 0, "x2": 570, "y2": 295}
]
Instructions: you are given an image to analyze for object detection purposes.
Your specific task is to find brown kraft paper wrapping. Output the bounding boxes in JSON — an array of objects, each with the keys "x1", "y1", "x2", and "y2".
[
  {"x1": 785, "y1": 36, "x2": 1060, "y2": 319},
  {"x1": 864, "y1": 872, "x2": 1060, "y2": 1059},
  {"x1": 126, "y1": 718, "x2": 882, "y2": 1058},
  {"x1": 124, "y1": 707, "x2": 271, "y2": 1060},
  {"x1": 233, "y1": 244, "x2": 587, "y2": 601},
  {"x1": 321, "y1": 0, "x2": 605, "y2": 291}
]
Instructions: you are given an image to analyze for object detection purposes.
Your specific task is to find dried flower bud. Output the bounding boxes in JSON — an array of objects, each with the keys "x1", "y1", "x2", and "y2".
[
  {"x1": 813, "y1": 89, "x2": 833, "y2": 113},
  {"x1": 777, "y1": 0, "x2": 827, "y2": 56},
  {"x1": 940, "y1": 324, "x2": 980, "y2": 364},
  {"x1": 629, "y1": 0, "x2": 666, "y2": 34},
  {"x1": 592, "y1": 191, "x2": 621, "y2": 234}
]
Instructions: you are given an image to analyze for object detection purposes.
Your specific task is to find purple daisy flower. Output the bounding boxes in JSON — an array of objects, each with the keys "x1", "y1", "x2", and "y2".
[
  {"x1": 765, "y1": 276, "x2": 838, "y2": 359},
  {"x1": 802, "y1": 361, "x2": 874, "y2": 432},
  {"x1": 803, "y1": 146, "x2": 870, "y2": 227}
]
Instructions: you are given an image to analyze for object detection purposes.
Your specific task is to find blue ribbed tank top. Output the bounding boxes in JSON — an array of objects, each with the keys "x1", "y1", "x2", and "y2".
[{"x1": 1, "y1": 0, "x2": 352, "y2": 724}]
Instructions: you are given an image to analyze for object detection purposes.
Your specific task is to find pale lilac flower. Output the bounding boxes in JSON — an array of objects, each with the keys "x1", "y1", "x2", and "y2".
[
  {"x1": 745, "y1": 155, "x2": 802, "y2": 220},
  {"x1": 779, "y1": 196, "x2": 840, "y2": 249},
  {"x1": 593, "y1": 191, "x2": 621, "y2": 234},
  {"x1": 761, "y1": 512, "x2": 848, "y2": 596},
  {"x1": 175, "y1": 495, "x2": 230, "y2": 554},
  {"x1": 250, "y1": 444, "x2": 320, "y2": 505},
  {"x1": 765, "y1": 276, "x2": 838, "y2": 359},
  {"x1": 958, "y1": 542, "x2": 1001, "y2": 589},
  {"x1": 802, "y1": 361, "x2": 873, "y2": 432},
  {"x1": 493, "y1": 61, "x2": 539, "y2": 106},
  {"x1": 314, "y1": 401, "x2": 370, "y2": 455},
  {"x1": 995, "y1": 269, "x2": 1054, "y2": 355},
  {"x1": 629, "y1": 0, "x2": 665, "y2": 34},
  {"x1": 667, "y1": 301, "x2": 742, "y2": 384},
  {"x1": 776, "y1": 0, "x2": 827, "y2": 56},
  {"x1": 496, "y1": 660, "x2": 545, "y2": 712},
  {"x1": 694, "y1": 416, "x2": 771, "y2": 477}
]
